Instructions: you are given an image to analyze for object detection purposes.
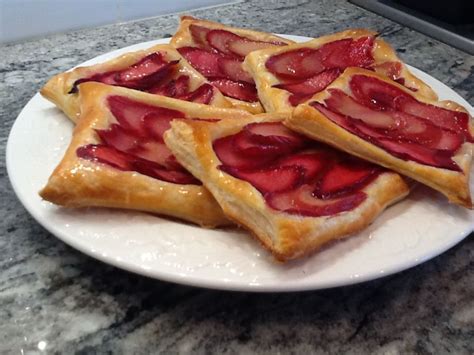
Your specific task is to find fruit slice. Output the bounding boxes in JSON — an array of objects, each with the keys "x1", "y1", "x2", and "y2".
[
  {"x1": 266, "y1": 184, "x2": 367, "y2": 217},
  {"x1": 319, "y1": 37, "x2": 374, "y2": 69},
  {"x1": 178, "y1": 47, "x2": 224, "y2": 77},
  {"x1": 244, "y1": 122, "x2": 307, "y2": 148},
  {"x1": 266, "y1": 48, "x2": 325, "y2": 79},
  {"x1": 228, "y1": 39, "x2": 279, "y2": 57},
  {"x1": 218, "y1": 57, "x2": 254, "y2": 83},
  {"x1": 207, "y1": 30, "x2": 243, "y2": 57},
  {"x1": 117, "y1": 53, "x2": 168, "y2": 82},
  {"x1": 213, "y1": 135, "x2": 277, "y2": 169},
  {"x1": 317, "y1": 160, "x2": 380, "y2": 199},
  {"x1": 77, "y1": 144, "x2": 132, "y2": 171},
  {"x1": 96, "y1": 124, "x2": 140, "y2": 152},
  {"x1": 189, "y1": 24, "x2": 212, "y2": 50},
  {"x1": 220, "y1": 165, "x2": 303, "y2": 193},
  {"x1": 208, "y1": 78, "x2": 258, "y2": 102},
  {"x1": 107, "y1": 95, "x2": 184, "y2": 136},
  {"x1": 178, "y1": 83, "x2": 214, "y2": 104},
  {"x1": 130, "y1": 140, "x2": 174, "y2": 167},
  {"x1": 277, "y1": 151, "x2": 329, "y2": 183}
]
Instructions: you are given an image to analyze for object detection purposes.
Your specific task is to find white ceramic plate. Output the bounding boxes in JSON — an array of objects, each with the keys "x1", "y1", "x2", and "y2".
[{"x1": 6, "y1": 35, "x2": 474, "y2": 292}]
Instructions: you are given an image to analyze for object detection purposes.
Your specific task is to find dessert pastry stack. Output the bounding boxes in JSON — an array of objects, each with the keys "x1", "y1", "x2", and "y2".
[{"x1": 39, "y1": 16, "x2": 473, "y2": 261}]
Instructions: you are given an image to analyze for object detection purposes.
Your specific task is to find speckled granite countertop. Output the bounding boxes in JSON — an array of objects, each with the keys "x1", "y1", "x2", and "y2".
[{"x1": 1, "y1": 0, "x2": 473, "y2": 353}]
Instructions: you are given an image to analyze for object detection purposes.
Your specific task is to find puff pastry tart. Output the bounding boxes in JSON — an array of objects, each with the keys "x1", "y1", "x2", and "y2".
[
  {"x1": 170, "y1": 16, "x2": 294, "y2": 114},
  {"x1": 40, "y1": 44, "x2": 232, "y2": 123},
  {"x1": 39, "y1": 82, "x2": 252, "y2": 227},
  {"x1": 163, "y1": 114, "x2": 409, "y2": 261},
  {"x1": 287, "y1": 68, "x2": 474, "y2": 208},
  {"x1": 244, "y1": 29, "x2": 438, "y2": 113}
]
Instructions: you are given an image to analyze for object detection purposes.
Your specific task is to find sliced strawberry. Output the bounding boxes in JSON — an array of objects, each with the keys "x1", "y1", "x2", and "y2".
[
  {"x1": 320, "y1": 37, "x2": 374, "y2": 69},
  {"x1": 310, "y1": 102, "x2": 358, "y2": 134},
  {"x1": 324, "y1": 89, "x2": 398, "y2": 129},
  {"x1": 208, "y1": 78, "x2": 258, "y2": 102},
  {"x1": 377, "y1": 138, "x2": 461, "y2": 171},
  {"x1": 213, "y1": 135, "x2": 277, "y2": 169},
  {"x1": 220, "y1": 165, "x2": 302, "y2": 193},
  {"x1": 178, "y1": 83, "x2": 214, "y2": 104},
  {"x1": 266, "y1": 184, "x2": 367, "y2": 217},
  {"x1": 233, "y1": 130, "x2": 291, "y2": 157},
  {"x1": 206, "y1": 29, "x2": 242, "y2": 56},
  {"x1": 107, "y1": 95, "x2": 185, "y2": 136},
  {"x1": 277, "y1": 151, "x2": 329, "y2": 183},
  {"x1": 266, "y1": 48, "x2": 324, "y2": 80},
  {"x1": 228, "y1": 38, "x2": 279, "y2": 58},
  {"x1": 317, "y1": 159, "x2": 380, "y2": 199},
  {"x1": 130, "y1": 140, "x2": 173, "y2": 166},
  {"x1": 349, "y1": 74, "x2": 411, "y2": 111},
  {"x1": 218, "y1": 57, "x2": 254, "y2": 83},
  {"x1": 178, "y1": 47, "x2": 224, "y2": 77},
  {"x1": 148, "y1": 75, "x2": 190, "y2": 97},
  {"x1": 76, "y1": 144, "x2": 132, "y2": 171},
  {"x1": 121, "y1": 61, "x2": 179, "y2": 91},
  {"x1": 70, "y1": 71, "x2": 119, "y2": 93},
  {"x1": 117, "y1": 52, "x2": 167, "y2": 82},
  {"x1": 245, "y1": 122, "x2": 307, "y2": 148},
  {"x1": 275, "y1": 68, "x2": 341, "y2": 96},
  {"x1": 189, "y1": 24, "x2": 212, "y2": 50},
  {"x1": 142, "y1": 114, "x2": 174, "y2": 141},
  {"x1": 394, "y1": 95, "x2": 473, "y2": 141},
  {"x1": 96, "y1": 124, "x2": 140, "y2": 152},
  {"x1": 132, "y1": 159, "x2": 200, "y2": 185}
]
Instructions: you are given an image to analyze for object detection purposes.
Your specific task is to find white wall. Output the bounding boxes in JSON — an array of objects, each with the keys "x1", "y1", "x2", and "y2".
[{"x1": 0, "y1": 0, "x2": 234, "y2": 43}]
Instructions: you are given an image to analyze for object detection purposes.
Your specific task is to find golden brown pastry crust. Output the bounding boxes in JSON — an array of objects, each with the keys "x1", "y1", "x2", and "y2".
[
  {"x1": 243, "y1": 29, "x2": 438, "y2": 113},
  {"x1": 40, "y1": 44, "x2": 233, "y2": 123},
  {"x1": 164, "y1": 114, "x2": 410, "y2": 261},
  {"x1": 39, "y1": 82, "x2": 253, "y2": 227},
  {"x1": 287, "y1": 68, "x2": 473, "y2": 208},
  {"x1": 170, "y1": 16, "x2": 295, "y2": 114}
]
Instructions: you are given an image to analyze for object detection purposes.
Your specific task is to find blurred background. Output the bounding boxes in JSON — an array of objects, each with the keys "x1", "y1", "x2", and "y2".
[{"x1": 0, "y1": 0, "x2": 234, "y2": 43}]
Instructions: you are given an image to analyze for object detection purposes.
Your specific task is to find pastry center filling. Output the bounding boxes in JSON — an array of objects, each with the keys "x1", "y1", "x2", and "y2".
[
  {"x1": 70, "y1": 52, "x2": 214, "y2": 105},
  {"x1": 178, "y1": 25, "x2": 286, "y2": 102},
  {"x1": 310, "y1": 74, "x2": 472, "y2": 171},
  {"x1": 213, "y1": 122, "x2": 383, "y2": 217},
  {"x1": 76, "y1": 95, "x2": 200, "y2": 185},
  {"x1": 266, "y1": 36, "x2": 414, "y2": 106}
]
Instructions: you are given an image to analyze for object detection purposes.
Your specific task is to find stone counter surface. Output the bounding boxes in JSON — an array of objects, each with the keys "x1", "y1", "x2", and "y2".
[{"x1": 1, "y1": 0, "x2": 473, "y2": 353}]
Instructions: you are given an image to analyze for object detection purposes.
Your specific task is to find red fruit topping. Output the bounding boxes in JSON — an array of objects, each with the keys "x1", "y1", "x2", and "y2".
[
  {"x1": 266, "y1": 48, "x2": 325, "y2": 79},
  {"x1": 349, "y1": 74, "x2": 411, "y2": 111},
  {"x1": 208, "y1": 78, "x2": 258, "y2": 102},
  {"x1": 117, "y1": 53, "x2": 168, "y2": 82},
  {"x1": 320, "y1": 37, "x2": 374, "y2": 69},
  {"x1": 266, "y1": 184, "x2": 367, "y2": 217},
  {"x1": 207, "y1": 29, "x2": 243, "y2": 57},
  {"x1": 277, "y1": 151, "x2": 330, "y2": 183},
  {"x1": 212, "y1": 122, "x2": 385, "y2": 216},
  {"x1": 131, "y1": 159, "x2": 200, "y2": 185},
  {"x1": 178, "y1": 47, "x2": 223, "y2": 77},
  {"x1": 218, "y1": 57, "x2": 254, "y2": 83},
  {"x1": 220, "y1": 165, "x2": 303, "y2": 193},
  {"x1": 244, "y1": 122, "x2": 308, "y2": 148},
  {"x1": 130, "y1": 140, "x2": 174, "y2": 167},
  {"x1": 228, "y1": 38, "x2": 280, "y2": 57},
  {"x1": 96, "y1": 124, "x2": 140, "y2": 152},
  {"x1": 178, "y1": 83, "x2": 214, "y2": 104},
  {"x1": 316, "y1": 159, "x2": 380, "y2": 199},
  {"x1": 107, "y1": 95, "x2": 184, "y2": 136},
  {"x1": 213, "y1": 135, "x2": 278, "y2": 169},
  {"x1": 376, "y1": 138, "x2": 461, "y2": 171},
  {"x1": 275, "y1": 68, "x2": 342, "y2": 106},
  {"x1": 265, "y1": 37, "x2": 374, "y2": 81},
  {"x1": 77, "y1": 144, "x2": 132, "y2": 171},
  {"x1": 189, "y1": 24, "x2": 212, "y2": 50},
  {"x1": 148, "y1": 75, "x2": 190, "y2": 97},
  {"x1": 394, "y1": 95, "x2": 473, "y2": 141}
]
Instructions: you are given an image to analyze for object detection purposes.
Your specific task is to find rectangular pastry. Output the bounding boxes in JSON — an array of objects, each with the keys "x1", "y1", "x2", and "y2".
[
  {"x1": 40, "y1": 43, "x2": 232, "y2": 122},
  {"x1": 287, "y1": 68, "x2": 473, "y2": 208},
  {"x1": 244, "y1": 29, "x2": 437, "y2": 113},
  {"x1": 170, "y1": 16, "x2": 294, "y2": 114},
  {"x1": 39, "y1": 82, "x2": 252, "y2": 227},
  {"x1": 164, "y1": 114, "x2": 409, "y2": 260}
]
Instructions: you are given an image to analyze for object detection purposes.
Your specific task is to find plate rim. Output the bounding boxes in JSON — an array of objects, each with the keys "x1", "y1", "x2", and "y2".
[{"x1": 6, "y1": 35, "x2": 474, "y2": 292}]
